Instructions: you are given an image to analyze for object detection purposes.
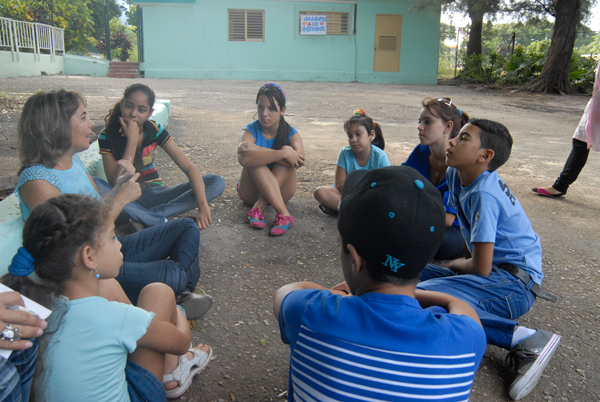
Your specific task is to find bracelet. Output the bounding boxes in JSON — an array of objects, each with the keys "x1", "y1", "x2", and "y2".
[{"x1": 176, "y1": 305, "x2": 186, "y2": 317}]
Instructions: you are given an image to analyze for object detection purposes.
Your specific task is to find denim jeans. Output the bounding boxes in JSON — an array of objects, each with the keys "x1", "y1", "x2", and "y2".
[
  {"x1": 0, "y1": 339, "x2": 38, "y2": 402},
  {"x1": 126, "y1": 359, "x2": 166, "y2": 402},
  {"x1": 434, "y1": 225, "x2": 465, "y2": 260},
  {"x1": 94, "y1": 175, "x2": 225, "y2": 227},
  {"x1": 417, "y1": 264, "x2": 536, "y2": 349},
  {"x1": 117, "y1": 218, "x2": 200, "y2": 304}
]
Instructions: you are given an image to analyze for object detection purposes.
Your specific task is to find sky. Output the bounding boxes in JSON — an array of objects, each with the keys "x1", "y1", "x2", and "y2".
[{"x1": 441, "y1": 3, "x2": 600, "y2": 32}]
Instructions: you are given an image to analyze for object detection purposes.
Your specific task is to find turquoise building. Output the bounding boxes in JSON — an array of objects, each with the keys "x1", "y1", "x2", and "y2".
[{"x1": 133, "y1": 0, "x2": 441, "y2": 84}]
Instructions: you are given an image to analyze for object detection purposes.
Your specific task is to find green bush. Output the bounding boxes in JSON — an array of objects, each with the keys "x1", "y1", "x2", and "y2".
[{"x1": 570, "y1": 55, "x2": 596, "y2": 94}]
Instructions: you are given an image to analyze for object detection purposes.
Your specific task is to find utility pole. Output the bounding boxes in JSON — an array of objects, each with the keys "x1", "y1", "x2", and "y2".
[
  {"x1": 48, "y1": 0, "x2": 54, "y2": 26},
  {"x1": 454, "y1": 26, "x2": 460, "y2": 78},
  {"x1": 103, "y1": 0, "x2": 111, "y2": 61}
]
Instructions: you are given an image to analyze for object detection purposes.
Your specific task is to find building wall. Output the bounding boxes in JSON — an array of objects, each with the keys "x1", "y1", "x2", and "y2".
[
  {"x1": 0, "y1": 51, "x2": 64, "y2": 78},
  {"x1": 64, "y1": 54, "x2": 110, "y2": 76},
  {"x1": 137, "y1": 0, "x2": 440, "y2": 84}
]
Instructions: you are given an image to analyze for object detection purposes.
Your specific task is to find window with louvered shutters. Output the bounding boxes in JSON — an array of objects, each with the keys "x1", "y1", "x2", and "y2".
[
  {"x1": 298, "y1": 11, "x2": 349, "y2": 35},
  {"x1": 228, "y1": 9, "x2": 264, "y2": 41}
]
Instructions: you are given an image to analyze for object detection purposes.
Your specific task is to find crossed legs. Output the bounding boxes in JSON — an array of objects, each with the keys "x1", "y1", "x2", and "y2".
[{"x1": 238, "y1": 164, "x2": 297, "y2": 216}]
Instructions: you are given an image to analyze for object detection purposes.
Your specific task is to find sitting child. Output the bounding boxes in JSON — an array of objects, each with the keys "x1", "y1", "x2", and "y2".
[
  {"x1": 97, "y1": 83, "x2": 225, "y2": 230},
  {"x1": 3, "y1": 194, "x2": 212, "y2": 401},
  {"x1": 237, "y1": 83, "x2": 305, "y2": 236},
  {"x1": 313, "y1": 109, "x2": 390, "y2": 215},
  {"x1": 275, "y1": 166, "x2": 486, "y2": 401},
  {"x1": 417, "y1": 119, "x2": 561, "y2": 400}
]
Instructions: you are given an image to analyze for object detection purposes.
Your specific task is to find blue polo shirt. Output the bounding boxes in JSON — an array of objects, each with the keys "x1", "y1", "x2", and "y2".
[
  {"x1": 279, "y1": 289, "x2": 486, "y2": 402},
  {"x1": 446, "y1": 168, "x2": 543, "y2": 284}
]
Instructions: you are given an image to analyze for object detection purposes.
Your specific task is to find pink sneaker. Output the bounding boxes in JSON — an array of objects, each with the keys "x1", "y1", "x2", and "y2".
[
  {"x1": 248, "y1": 208, "x2": 266, "y2": 229},
  {"x1": 270, "y1": 214, "x2": 294, "y2": 236}
]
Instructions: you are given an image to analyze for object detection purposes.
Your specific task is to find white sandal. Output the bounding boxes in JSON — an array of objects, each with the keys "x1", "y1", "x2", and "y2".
[{"x1": 163, "y1": 345, "x2": 213, "y2": 399}]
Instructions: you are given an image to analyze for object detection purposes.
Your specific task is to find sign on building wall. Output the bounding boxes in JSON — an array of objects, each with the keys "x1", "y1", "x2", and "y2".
[{"x1": 301, "y1": 15, "x2": 326, "y2": 35}]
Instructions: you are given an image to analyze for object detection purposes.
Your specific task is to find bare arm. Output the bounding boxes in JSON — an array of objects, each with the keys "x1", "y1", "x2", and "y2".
[
  {"x1": 273, "y1": 281, "x2": 350, "y2": 319},
  {"x1": 163, "y1": 140, "x2": 212, "y2": 229},
  {"x1": 414, "y1": 289, "x2": 482, "y2": 325},
  {"x1": 19, "y1": 180, "x2": 62, "y2": 213},
  {"x1": 137, "y1": 307, "x2": 190, "y2": 356},
  {"x1": 88, "y1": 171, "x2": 141, "y2": 223},
  {"x1": 446, "y1": 242, "x2": 494, "y2": 276},
  {"x1": 103, "y1": 118, "x2": 139, "y2": 186},
  {"x1": 273, "y1": 282, "x2": 328, "y2": 320},
  {"x1": 445, "y1": 213, "x2": 456, "y2": 227},
  {"x1": 334, "y1": 165, "x2": 347, "y2": 192},
  {"x1": 237, "y1": 130, "x2": 305, "y2": 168},
  {"x1": 286, "y1": 133, "x2": 305, "y2": 168}
]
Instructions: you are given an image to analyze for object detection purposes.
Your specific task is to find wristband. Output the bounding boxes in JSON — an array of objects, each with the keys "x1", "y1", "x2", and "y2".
[{"x1": 176, "y1": 305, "x2": 186, "y2": 317}]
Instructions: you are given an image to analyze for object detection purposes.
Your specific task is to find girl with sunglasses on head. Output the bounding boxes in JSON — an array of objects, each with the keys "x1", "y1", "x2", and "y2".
[
  {"x1": 313, "y1": 109, "x2": 390, "y2": 216},
  {"x1": 403, "y1": 97, "x2": 470, "y2": 260},
  {"x1": 237, "y1": 83, "x2": 305, "y2": 236}
]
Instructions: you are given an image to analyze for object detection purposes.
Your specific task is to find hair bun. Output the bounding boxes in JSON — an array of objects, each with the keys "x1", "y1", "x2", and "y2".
[{"x1": 354, "y1": 108, "x2": 366, "y2": 116}]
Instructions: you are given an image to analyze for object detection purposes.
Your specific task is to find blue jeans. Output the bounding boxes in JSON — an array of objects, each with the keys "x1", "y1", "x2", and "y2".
[
  {"x1": 0, "y1": 339, "x2": 38, "y2": 402},
  {"x1": 434, "y1": 225, "x2": 465, "y2": 260},
  {"x1": 126, "y1": 359, "x2": 166, "y2": 402},
  {"x1": 417, "y1": 264, "x2": 536, "y2": 349},
  {"x1": 118, "y1": 218, "x2": 200, "y2": 304},
  {"x1": 94, "y1": 175, "x2": 225, "y2": 227}
]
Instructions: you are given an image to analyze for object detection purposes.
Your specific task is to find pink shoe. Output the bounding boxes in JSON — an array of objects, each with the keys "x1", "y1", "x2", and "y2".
[
  {"x1": 270, "y1": 214, "x2": 294, "y2": 236},
  {"x1": 248, "y1": 207, "x2": 266, "y2": 229}
]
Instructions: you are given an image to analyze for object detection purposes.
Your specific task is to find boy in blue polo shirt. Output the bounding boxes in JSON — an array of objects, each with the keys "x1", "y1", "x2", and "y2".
[
  {"x1": 274, "y1": 166, "x2": 487, "y2": 401},
  {"x1": 417, "y1": 119, "x2": 561, "y2": 400}
]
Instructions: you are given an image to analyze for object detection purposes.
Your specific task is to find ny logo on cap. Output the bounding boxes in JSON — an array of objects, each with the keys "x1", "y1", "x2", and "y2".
[{"x1": 383, "y1": 254, "x2": 405, "y2": 272}]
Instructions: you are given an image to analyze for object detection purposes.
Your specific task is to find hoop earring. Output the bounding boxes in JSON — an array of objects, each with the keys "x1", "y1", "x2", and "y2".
[{"x1": 90, "y1": 264, "x2": 100, "y2": 279}]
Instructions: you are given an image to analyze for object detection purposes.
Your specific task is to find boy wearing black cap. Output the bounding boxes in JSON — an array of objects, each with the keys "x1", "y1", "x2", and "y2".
[
  {"x1": 274, "y1": 166, "x2": 486, "y2": 401},
  {"x1": 417, "y1": 119, "x2": 560, "y2": 400}
]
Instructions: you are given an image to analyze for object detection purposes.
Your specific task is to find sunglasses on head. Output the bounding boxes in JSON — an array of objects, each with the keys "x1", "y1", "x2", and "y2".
[{"x1": 436, "y1": 97, "x2": 452, "y2": 107}]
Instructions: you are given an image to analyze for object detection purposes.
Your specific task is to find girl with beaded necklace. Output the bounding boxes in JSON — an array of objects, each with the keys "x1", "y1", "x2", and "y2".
[{"x1": 3, "y1": 194, "x2": 212, "y2": 401}]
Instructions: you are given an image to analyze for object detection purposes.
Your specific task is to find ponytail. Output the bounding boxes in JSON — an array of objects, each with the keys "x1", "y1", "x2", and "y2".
[
  {"x1": 256, "y1": 83, "x2": 291, "y2": 151},
  {"x1": 344, "y1": 109, "x2": 386, "y2": 151},
  {"x1": 372, "y1": 122, "x2": 385, "y2": 150}
]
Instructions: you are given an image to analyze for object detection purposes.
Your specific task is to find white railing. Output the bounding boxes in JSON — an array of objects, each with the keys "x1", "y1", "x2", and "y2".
[{"x1": 0, "y1": 17, "x2": 64, "y2": 59}]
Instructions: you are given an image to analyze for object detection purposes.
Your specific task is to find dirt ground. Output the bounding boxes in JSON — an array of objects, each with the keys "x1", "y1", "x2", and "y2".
[{"x1": 1, "y1": 76, "x2": 599, "y2": 402}]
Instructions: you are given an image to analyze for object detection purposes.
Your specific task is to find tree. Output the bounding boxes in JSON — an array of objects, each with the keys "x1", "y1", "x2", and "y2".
[
  {"x1": 0, "y1": 0, "x2": 96, "y2": 53},
  {"x1": 0, "y1": 0, "x2": 33, "y2": 21},
  {"x1": 96, "y1": 17, "x2": 134, "y2": 61},
  {"x1": 89, "y1": 0, "x2": 122, "y2": 43},
  {"x1": 416, "y1": 0, "x2": 503, "y2": 71},
  {"x1": 508, "y1": 0, "x2": 595, "y2": 94}
]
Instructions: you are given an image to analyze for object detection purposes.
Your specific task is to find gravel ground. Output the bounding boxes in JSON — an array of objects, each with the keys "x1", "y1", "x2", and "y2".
[{"x1": 0, "y1": 76, "x2": 599, "y2": 401}]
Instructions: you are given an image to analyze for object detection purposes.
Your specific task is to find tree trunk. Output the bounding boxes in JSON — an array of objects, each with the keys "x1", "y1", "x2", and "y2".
[
  {"x1": 466, "y1": 8, "x2": 484, "y2": 57},
  {"x1": 522, "y1": 0, "x2": 582, "y2": 94}
]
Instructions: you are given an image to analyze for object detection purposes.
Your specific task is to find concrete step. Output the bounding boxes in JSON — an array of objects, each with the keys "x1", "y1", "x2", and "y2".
[
  {"x1": 107, "y1": 72, "x2": 139, "y2": 78},
  {"x1": 108, "y1": 61, "x2": 140, "y2": 79}
]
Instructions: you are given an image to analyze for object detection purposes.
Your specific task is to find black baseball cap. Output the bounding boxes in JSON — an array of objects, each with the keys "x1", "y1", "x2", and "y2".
[{"x1": 338, "y1": 166, "x2": 445, "y2": 279}]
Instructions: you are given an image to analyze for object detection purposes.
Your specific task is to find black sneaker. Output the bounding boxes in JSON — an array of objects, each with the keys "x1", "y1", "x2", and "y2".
[
  {"x1": 318, "y1": 204, "x2": 338, "y2": 216},
  {"x1": 507, "y1": 329, "x2": 561, "y2": 400},
  {"x1": 176, "y1": 292, "x2": 213, "y2": 320}
]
